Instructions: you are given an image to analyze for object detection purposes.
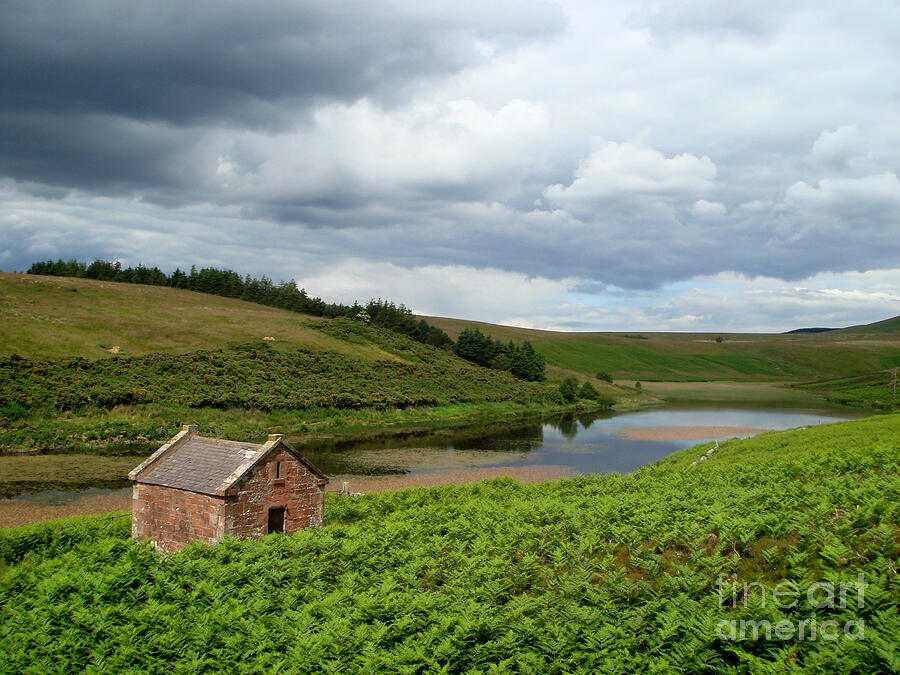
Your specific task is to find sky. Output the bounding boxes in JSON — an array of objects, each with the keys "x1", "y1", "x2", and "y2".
[{"x1": 1, "y1": 0, "x2": 899, "y2": 332}]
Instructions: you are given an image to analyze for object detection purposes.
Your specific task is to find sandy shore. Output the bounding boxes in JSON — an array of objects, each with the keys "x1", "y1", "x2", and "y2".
[
  {"x1": 0, "y1": 490, "x2": 132, "y2": 529},
  {"x1": 617, "y1": 425, "x2": 768, "y2": 441}
]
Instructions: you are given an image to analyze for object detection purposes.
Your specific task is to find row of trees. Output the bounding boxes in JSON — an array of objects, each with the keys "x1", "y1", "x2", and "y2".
[
  {"x1": 28, "y1": 260, "x2": 553, "y2": 379},
  {"x1": 27, "y1": 259, "x2": 342, "y2": 316},
  {"x1": 29, "y1": 259, "x2": 549, "y2": 379},
  {"x1": 27, "y1": 259, "x2": 454, "y2": 350},
  {"x1": 454, "y1": 328, "x2": 546, "y2": 382}
]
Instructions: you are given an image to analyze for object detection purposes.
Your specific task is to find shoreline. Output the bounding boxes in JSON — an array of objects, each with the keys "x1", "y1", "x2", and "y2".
[
  {"x1": 0, "y1": 389, "x2": 865, "y2": 529},
  {"x1": 0, "y1": 465, "x2": 581, "y2": 529}
]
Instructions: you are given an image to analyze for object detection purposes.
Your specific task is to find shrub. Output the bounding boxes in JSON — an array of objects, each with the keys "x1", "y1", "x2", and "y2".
[
  {"x1": 558, "y1": 376, "x2": 578, "y2": 403},
  {"x1": 579, "y1": 381, "x2": 599, "y2": 400},
  {"x1": 0, "y1": 402, "x2": 30, "y2": 421}
]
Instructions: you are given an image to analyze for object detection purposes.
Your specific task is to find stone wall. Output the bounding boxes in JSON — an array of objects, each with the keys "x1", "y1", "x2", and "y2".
[
  {"x1": 131, "y1": 483, "x2": 225, "y2": 553},
  {"x1": 223, "y1": 448, "x2": 325, "y2": 539}
]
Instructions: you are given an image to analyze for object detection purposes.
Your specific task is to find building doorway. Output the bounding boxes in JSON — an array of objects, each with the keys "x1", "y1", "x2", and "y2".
[{"x1": 267, "y1": 507, "x2": 285, "y2": 534}]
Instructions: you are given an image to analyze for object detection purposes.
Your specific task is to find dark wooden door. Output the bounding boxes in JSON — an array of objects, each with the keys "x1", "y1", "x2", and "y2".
[{"x1": 268, "y1": 507, "x2": 285, "y2": 534}]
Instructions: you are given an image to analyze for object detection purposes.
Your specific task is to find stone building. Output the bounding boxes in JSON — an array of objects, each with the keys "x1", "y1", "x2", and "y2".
[{"x1": 129, "y1": 425, "x2": 328, "y2": 553}]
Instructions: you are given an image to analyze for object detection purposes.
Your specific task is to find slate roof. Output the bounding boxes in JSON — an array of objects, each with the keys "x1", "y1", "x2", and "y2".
[
  {"x1": 129, "y1": 426, "x2": 327, "y2": 496},
  {"x1": 135, "y1": 436, "x2": 262, "y2": 495}
]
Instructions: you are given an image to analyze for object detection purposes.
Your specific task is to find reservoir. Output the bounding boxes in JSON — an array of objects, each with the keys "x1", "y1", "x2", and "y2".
[
  {"x1": 2, "y1": 404, "x2": 867, "y2": 526},
  {"x1": 299, "y1": 405, "x2": 867, "y2": 492}
]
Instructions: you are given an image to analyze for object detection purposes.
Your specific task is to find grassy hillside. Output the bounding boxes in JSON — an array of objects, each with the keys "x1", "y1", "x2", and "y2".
[
  {"x1": 840, "y1": 315, "x2": 900, "y2": 333},
  {"x1": 0, "y1": 329, "x2": 557, "y2": 454},
  {"x1": 0, "y1": 272, "x2": 386, "y2": 360},
  {"x1": 423, "y1": 315, "x2": 900, "y2": 382},
  {"x1": 1, "y1": 414, "x2": 898, "y2": 672},
  {"x1": 0, "y1": 323, "x2": 570, "y2": 455},
  {"x1": 0, "y1": 273, "x2": 635, "y2": 456},
  {"x1": 796, "y1": 371, "x2": 899, "y2": 411}
]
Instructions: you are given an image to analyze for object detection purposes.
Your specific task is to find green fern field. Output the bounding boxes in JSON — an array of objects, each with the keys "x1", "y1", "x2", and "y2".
[{"x1": 2, "y1": 414, "x2": 898, "y2": 673}]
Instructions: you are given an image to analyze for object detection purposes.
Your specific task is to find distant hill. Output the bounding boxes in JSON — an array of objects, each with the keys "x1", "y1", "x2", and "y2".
[
  {"x1": 3, "y1": 270, "x2": 898, "y2": 385},
  {"x1": 783, "y1": 327, "x2": 837, "y2": 334},
  {"x1": 840, "y1": 315, "x2": 900, "y2": 334},
  {"x1": 783, "y1": 315, "x2": 900, "y2": 334},
  {"x1": 1, "y1": 271, "x2": 896, "y2": 454},
  {"x1": 421, "y1": 314, "x2": 900, "y2": 382}
]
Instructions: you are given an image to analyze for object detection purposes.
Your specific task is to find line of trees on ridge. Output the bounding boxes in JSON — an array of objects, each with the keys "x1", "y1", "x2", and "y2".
[{"x1": 26, "y1": 259, "x2": 546, "y2": 381}]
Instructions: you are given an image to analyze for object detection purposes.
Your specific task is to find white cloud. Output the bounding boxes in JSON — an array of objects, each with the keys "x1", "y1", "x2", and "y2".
[
  {"x1": 786, "y1": 172, "x2": 900, "y2": 208},
  {"x1": 543, "y1": 140, "x2": 716, "y2": 209},
  {"x1": 295, "y1": 258, "x2": 571, "y2": 325},
  {"x1": 203, "y1": 98, "x2": 552, "y2": 210},
  {"x1": 811, "y1": 124, "x2": 861, "y2": 168},
  {"x1": 627, "y1": 0, "x2": 785, "y2": 41},
  {"x1": 2, "y1": 0, "x2": 900, "y2": 332},
  {"x1": 691, "y1": 200, "x2": 727, "y2": 218},
  {"x1": 552, "y1": 270, "x2": 900, "y2": 333},
  {"x1": 653, "y1": 270, "x2": 900, "y2": 332}
]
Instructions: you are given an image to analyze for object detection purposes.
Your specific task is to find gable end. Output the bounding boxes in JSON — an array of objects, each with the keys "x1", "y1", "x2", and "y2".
[{"x1": 217, "y1": 435, "x2": 328, "y2": 496}]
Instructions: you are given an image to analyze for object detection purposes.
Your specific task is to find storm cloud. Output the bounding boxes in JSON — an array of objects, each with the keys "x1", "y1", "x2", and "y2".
[{"x1": 1, "y1": 0, "x2": 898, "y2": 330}]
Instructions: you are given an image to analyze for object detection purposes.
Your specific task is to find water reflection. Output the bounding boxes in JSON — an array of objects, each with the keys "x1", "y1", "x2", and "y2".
[{"x1": 301, "y1": 405, "x2": 863, "y2": 478}]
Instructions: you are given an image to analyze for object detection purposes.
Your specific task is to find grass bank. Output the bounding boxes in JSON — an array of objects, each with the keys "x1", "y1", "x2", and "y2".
[
  {"x1": 794, "y1": 371, "x2": 899, "y2": 411},
  {"x1": 0, "y1": 316, "x2": 578, "y2": 453},
  {"x1": 1, "y1": 414, "x2": 897, "y2": 671},
  {"x1": 638, "y1": 380, "x2": 832, "y2": 406},
  {"x1": 425, "y1": 315, "x2": 900, "y2": 383}
]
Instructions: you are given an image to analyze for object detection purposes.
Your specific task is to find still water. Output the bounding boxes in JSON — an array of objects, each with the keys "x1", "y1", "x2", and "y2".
[
  {"x1": 301, "y1": 405, "x2": 866, "y2": 479},
  {"x1": 8, "y1": 405, "x2": 867, "y2": 506}
]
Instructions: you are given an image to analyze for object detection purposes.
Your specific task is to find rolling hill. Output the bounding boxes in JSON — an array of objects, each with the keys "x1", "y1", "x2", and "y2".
[
  {"x1": 841, "y1": 314, "x2": 900, "y2": 334},
  {"x1": 5, "y1": 270, "x2": 896, "y2": 384},
  {"x1": 0, "y1": 272, "x2": 380, "y2": 360},
  {"x1": 421, "y1": 315, "x2": 900, "y2": 382},
  {"x1": 2, "y1": 272, "x2": 596, "y2": 454},
  {"x1": 2, "y1": 270, "x2": 897, "y2": 458}
]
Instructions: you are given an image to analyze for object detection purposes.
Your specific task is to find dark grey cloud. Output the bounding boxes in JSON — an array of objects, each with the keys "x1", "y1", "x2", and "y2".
[
  {"x1": 1, "y1": 0, "x2": 899, "y2": 331},
  {"x1": 0, "y1": 112, "x2": 196, "y2": 196},
  {"x1": 0, "y1": 0, "x2": 563, "y2": 196},
  {"x1": 0, "y1": 1, "x2": 563, "y2": 128}
]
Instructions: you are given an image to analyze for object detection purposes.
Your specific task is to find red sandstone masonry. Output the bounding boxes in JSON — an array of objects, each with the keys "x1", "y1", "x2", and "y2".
[
  {"x1": 224, "y1": 449, "x2": 324, "y2": 540},
  {"x1": 131, "y1": 429, "x2": 327, "y2": 553},
  {"x1": 131, "y1": 483, "x2": 225, "y2": 553}
]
